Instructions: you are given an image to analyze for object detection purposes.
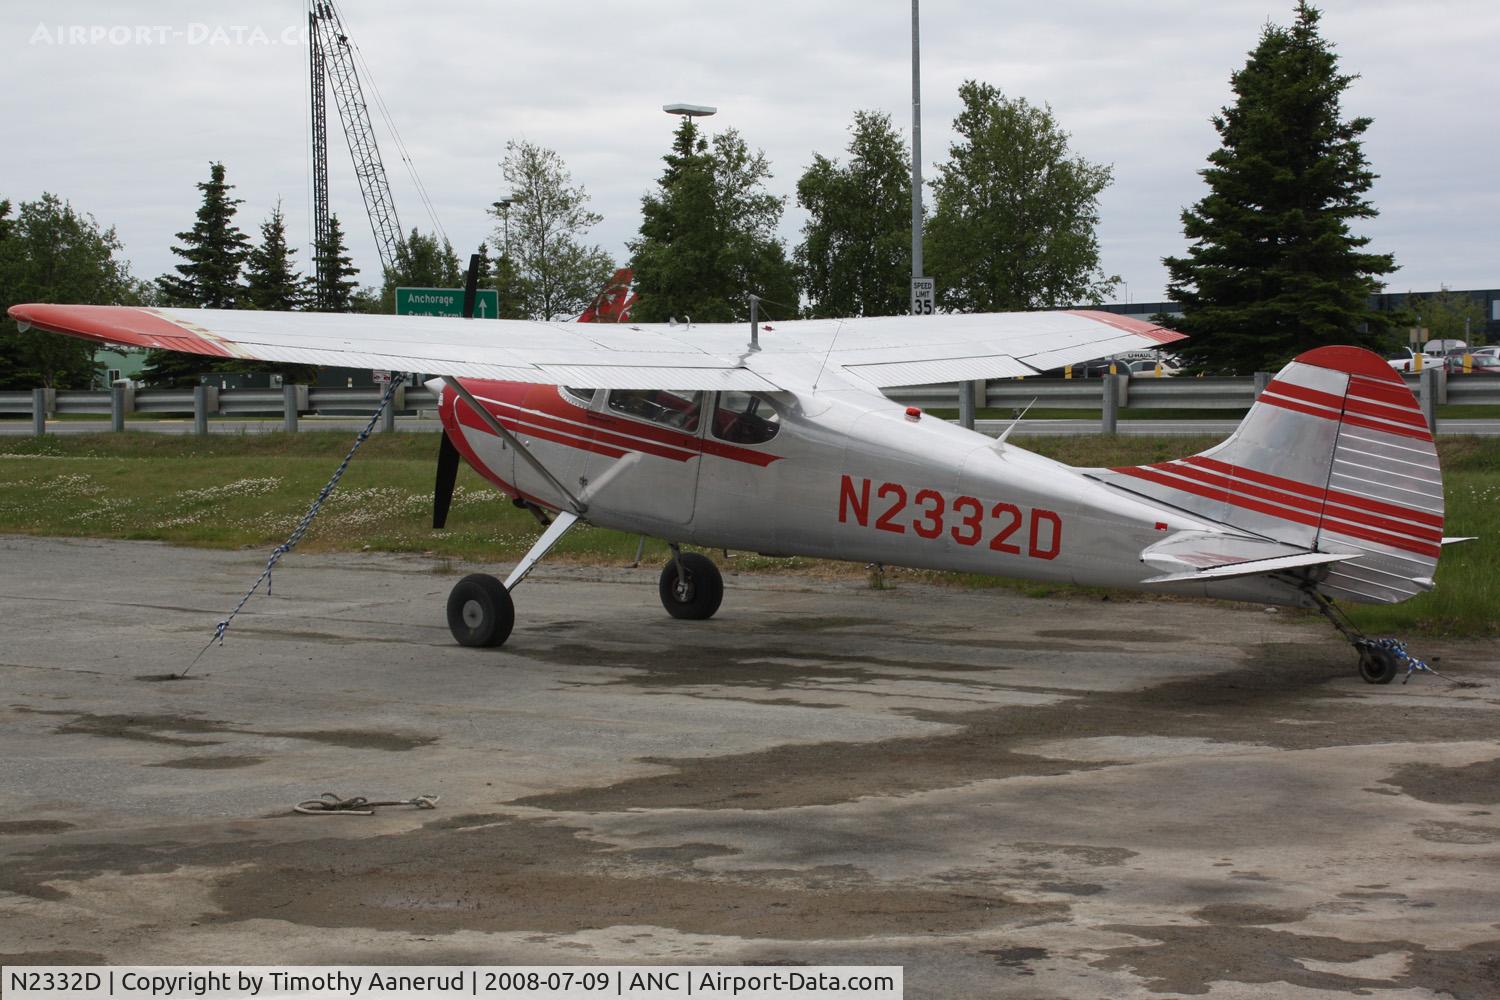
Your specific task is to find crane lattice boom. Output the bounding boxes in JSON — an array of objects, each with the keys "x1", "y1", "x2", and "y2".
[{"x1": 309, "y1": 1, "x2": 403, "y2": 296}]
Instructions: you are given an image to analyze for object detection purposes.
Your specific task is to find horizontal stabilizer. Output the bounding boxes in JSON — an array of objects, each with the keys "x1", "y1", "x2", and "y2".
[
  {"x1": 1442, "y1": 536, "x2": 1477, "y2": 546},
  {"x1": 1141, "y1": 551, "x2": 1358, "y2": 585},
  {"x1": 1138, "y1": 530, "x2": 1357, "y2": 585}
]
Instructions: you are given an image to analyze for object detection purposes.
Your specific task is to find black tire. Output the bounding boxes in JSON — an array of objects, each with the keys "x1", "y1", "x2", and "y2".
[
  {"x1": 659, "y1": 552, "x2": 724, "y2": 620},
  {"x1": 1358, "y1": 646, "x2": 1398, "y2": 685},
  {"x1": 447, "y1": 574, "x2": 515, "y2": 647}
]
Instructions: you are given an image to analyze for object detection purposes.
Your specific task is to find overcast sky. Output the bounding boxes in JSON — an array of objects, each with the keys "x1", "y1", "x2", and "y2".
[{"x1": 3, "y1": 1, "x2": 1495, "y2": 307}]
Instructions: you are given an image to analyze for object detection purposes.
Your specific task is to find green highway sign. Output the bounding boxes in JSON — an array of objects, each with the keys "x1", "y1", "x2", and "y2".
[{"x1": 395, "y1": 286, "x2": 500, "y2": 319}]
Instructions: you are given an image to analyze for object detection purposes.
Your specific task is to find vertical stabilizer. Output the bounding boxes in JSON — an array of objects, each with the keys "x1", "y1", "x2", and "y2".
[{"x1": 1094, "y1": 346, "x2": 1443, "y2": 604}]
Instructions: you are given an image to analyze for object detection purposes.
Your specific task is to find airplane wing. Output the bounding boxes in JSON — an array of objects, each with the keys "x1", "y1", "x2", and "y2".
[{"x1": 6, "y1": 303, "x2": 1183, "y2": 392}]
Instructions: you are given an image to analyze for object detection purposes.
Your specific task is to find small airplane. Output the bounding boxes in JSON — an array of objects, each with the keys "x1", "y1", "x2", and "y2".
[{"x1": 8, "y1": 297, "x2": 1463, "y2": 684}]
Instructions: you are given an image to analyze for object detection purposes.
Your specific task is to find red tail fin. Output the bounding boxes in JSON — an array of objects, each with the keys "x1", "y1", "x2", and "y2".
[
  {"x1": 577, "y1": 268, "x2": 636, "y2": 323},
  {"x1": 1097, "y1": 346, "x2": 1443, "y2": 604}
]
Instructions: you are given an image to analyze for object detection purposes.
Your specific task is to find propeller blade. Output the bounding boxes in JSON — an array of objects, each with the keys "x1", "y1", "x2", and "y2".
[{"x1": 433, "y1": 431, "x2": 460, "y2": 529}]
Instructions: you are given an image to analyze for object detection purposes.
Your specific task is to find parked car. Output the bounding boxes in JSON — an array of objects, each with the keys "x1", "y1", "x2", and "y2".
[
  {"x1": 1038, "y1": 358, "x2": 1127, "y2": 378},
  {"x1": 1387, "y1": 348, "x2": 1419, "y2": 373},
  {"x1": 1125, "y1": 358, "x2": 1180, "y2": 377},
  {"x1": 1387, "y1": 347, "x2": 1458, "y2": 374},
  {"x1": 1450, "y1": 353, "x2": 1500, "y2": 376}
]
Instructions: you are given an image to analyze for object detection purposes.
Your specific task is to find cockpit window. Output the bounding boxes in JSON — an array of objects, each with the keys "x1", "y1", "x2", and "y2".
[
  {"x1": 607, "y1": 389, "x2": 704, "y2": 432},
  {"x1": 561, "y1": 386, "x2": 596, "y2": 405},
  {"x1": 711, "y1": 391, "x2": 780, "y2": 444}
]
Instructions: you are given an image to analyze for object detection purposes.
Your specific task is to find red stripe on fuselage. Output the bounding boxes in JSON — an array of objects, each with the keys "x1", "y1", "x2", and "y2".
[
  {"x1": 444, "y1": 380, "x2": 781, "y2": 469},
  {"x1": 439, "y1": 388, "x2": 526, "y2": 501}
]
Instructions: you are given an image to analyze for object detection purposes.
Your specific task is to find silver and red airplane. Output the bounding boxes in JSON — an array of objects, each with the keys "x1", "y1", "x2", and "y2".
[{"x1": 7, "y1": 299, "x2": 1461, "y2": 683}]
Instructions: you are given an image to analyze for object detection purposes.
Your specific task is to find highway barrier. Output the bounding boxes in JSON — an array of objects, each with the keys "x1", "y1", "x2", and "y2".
[{"x1": 1, "y1": 369, "x2": 1495, "y2": 436}]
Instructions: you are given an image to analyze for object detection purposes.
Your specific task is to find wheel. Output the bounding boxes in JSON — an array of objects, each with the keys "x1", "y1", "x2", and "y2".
[
  {"x1": 658, "y1": 552, "x2": 724, "y2": 620},
  {"x1": 1358, "y1": 645, "x2": 1398, "y2": 684},
  {"x1": 446, "y1": 574, "x2": 515, "y2": 647}
]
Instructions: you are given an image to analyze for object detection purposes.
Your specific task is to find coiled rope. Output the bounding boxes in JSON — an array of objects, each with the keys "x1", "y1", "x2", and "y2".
[{"x1": 294, "y1": 791, "x2": 439, "y2": 816}]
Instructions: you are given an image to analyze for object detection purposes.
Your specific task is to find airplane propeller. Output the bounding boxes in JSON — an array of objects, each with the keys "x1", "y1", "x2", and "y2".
[
  {"x1": 435, "y1": 250, "x2": 484, "y2": 532},
  {"x1": 433, "y1": 431, "x2": 460, "y2": 529}
]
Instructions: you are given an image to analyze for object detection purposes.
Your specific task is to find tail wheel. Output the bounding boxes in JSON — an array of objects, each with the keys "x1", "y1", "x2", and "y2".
[
  {"x1": 659, "y1": 552, "x2": 724, "y2": 620},
  {"x1": 447, "y1": 573, "x2": 515, "y2": 647},
  {"x1": 1358, "y1": 646, "x2": 1399, "y2": 684}
]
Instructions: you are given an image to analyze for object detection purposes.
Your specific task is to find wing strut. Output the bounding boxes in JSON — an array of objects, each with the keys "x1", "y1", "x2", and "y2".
[{"x1": 441, "y1": 376, "x2": 588, "y2": 516}]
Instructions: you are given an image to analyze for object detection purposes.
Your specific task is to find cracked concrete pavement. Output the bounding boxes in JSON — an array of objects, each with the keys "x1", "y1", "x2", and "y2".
[{"x1": 2, "y1": 535, "x2": 1498, "y2": 998}]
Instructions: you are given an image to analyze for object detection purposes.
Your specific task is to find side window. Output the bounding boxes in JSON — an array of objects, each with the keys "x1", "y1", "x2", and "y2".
[
  {"x1": 711, "y1": 392, "x2": 781, "y2": 445},
  {"x1": 607, "y1": 389, "x2": 704, "y2": 432},
  {"x1": 561, "y1": 386, "x2": 596, "y2": 406}
]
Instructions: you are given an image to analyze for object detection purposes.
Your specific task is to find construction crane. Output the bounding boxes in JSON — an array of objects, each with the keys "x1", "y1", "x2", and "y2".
[{"x1": 308, "y1": 1, "x2": 403, "y2": 302}]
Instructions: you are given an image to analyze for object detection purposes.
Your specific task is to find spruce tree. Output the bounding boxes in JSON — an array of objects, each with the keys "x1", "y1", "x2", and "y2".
[
  {"x1": 379, "y1": 228, "x2": 463, "y2": 312},
  {"x1": 630, "y1": 119, "x2": 798, "y2": 324},
  {"x1": 145, "y1": 162, "x2": 253, "y2": 385},
  {"x1": 1163, "y1": 2, "x2": 1398, "y2": 372},
  {"x1": 310, "y1": 213, "x2": 359, "y2": 312},
  {"x1": 244, "y1": 203, "x2": 306, "y2": 311},
  {"x1": 156, "y1": 162, "x2": 250, "y2": 308}
]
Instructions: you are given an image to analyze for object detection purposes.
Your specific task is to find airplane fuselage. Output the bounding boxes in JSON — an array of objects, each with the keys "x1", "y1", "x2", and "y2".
[{"x1": 437, "y1": 379, "x2": 1306, "y2": 606}]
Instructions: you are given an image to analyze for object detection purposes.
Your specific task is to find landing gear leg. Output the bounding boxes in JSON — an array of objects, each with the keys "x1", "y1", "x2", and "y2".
[
  {"x1": 1305, "y1": 588, "x2": 1436, "y2": 685},
  {"x1": 659, "y1": 545, "x2": 724, "y2": 620},
  {"x1": 445, "y1": 511, "x2": 581, "y2": 648}
]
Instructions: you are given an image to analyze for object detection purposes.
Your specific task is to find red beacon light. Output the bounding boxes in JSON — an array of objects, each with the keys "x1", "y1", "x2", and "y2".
[{"x1": 905, "y1": 406, "x2": 922, "y2": 421}]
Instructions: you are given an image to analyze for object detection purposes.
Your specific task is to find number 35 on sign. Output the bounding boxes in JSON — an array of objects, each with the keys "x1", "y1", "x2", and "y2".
[{"x1": 910, "y1": 277, "x2": 935, "y2": 315}]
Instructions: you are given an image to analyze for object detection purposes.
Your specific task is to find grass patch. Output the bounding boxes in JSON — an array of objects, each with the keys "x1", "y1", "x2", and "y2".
[
  {"x1": 0, "y1": 431, "x2": 659, "y2": 565},
  {"x1": 0, "y1": 431, "x2": 1492, "y2": 636}
]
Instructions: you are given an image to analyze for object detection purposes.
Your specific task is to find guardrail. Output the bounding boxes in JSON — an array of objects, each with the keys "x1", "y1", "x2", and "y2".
[{"x1": 2, "y1": 371, "x2": 1495, "y2": 436}]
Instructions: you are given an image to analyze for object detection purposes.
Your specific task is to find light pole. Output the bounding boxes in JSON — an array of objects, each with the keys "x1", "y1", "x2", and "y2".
[
  {"x1": 910, "y1": 0, "x2": 924, "y2": 313},
  {"x1": 492, "y1": 193, "x2": 518, "y2": 258}
]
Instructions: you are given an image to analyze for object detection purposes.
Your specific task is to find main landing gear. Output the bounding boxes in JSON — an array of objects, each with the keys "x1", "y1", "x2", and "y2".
[
  {"x1": 447, "y1": 574, "x2": 515, "y2": 647},
  {"x1": 659, "y1": 547, "x2": 724, "y2": 620},
  {"x1": 442, "y1": 522, "x2": 725, "y2": 647},
  {"x1": 1306, "y1": 588, "x2": 1435, "y2": 685}
]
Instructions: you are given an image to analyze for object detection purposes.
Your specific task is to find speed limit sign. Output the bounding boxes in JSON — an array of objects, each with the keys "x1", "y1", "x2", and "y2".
[{"x1": 910, "y1": 277, "x2": 935, "y2": 315}]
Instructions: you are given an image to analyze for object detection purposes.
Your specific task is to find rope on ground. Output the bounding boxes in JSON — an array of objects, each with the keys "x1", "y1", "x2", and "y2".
[
  {"x1": 293, "y1": 792, "x2": 439, "y2": 816},
  {"x1": 182, "y1": 375, "x2": 408, "y2": 677}
]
